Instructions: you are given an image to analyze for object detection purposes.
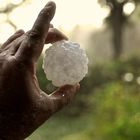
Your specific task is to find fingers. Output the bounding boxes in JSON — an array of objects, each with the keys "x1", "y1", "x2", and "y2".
[
  {"x1": 49, "y1": 84, "x2": 80, "y2": 113},
  {"x1": 45, "y1": 28, "x2": 68, "y2": 44},
  {"x1": 16, "y1": 1, "x2": 56, "y2": 62},
  {"x1": 9, "y1": 34, "x2": 26, "y2": 55},
  {"x1": 1, "y1": 30, "x2": 24, "y2": 49},
  {"x1": 29, "y1": 1, "x2": 56, "y2": 41},
  {"x1": 32, "y1": 84, "x2": 79, "y2": 121}
]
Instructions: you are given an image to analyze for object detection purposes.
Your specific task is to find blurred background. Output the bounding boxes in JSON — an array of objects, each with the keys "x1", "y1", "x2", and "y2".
[{"x1": 0, "y1": 0, "x2": 140, "y2": 140}]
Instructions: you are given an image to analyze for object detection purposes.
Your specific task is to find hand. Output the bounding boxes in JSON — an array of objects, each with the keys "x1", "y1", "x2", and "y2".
[{"x1": 0, "y1": 1, "x2": 80, "y2": 140}]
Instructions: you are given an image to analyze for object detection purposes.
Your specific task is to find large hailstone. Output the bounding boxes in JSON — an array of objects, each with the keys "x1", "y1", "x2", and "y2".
[{"x1": 42, "y1": 40, "x2": 88, "y2": 87}]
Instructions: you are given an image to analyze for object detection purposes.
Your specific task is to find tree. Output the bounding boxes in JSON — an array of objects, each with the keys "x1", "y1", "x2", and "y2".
[
  {"x1": 98, "y1": 0, "x2": 140, "y2": 60},
  {"x1": 0, "y1": 0, "x2": 28, "y2": 30},
  {"x1": 0, "y1": 0, "x2": 29, "y2": 47}
]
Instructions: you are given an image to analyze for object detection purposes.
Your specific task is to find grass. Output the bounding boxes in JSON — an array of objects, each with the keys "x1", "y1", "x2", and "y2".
[{"x1": 27, "y1": 112, "x2": 89, "y2": 140}]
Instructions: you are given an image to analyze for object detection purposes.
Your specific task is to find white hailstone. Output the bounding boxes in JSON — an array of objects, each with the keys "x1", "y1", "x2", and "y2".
[{"x1": 42, "y1": 40, "x2": 88, "y2": 87}]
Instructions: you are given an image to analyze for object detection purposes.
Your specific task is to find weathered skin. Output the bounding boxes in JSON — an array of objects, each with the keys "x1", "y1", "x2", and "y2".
[{"x1": 0, "y1": 1, "x2": 79, "y2": 140}]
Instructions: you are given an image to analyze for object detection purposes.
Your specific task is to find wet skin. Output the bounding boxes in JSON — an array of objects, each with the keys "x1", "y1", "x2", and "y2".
[{"x1": 0, "y1": 1, "x2": 79, "y2": 140}]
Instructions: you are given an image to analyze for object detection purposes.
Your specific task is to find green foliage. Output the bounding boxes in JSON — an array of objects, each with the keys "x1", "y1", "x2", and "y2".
[
  {"x1": 86, "y1": 82, "x2": 140, "y2": 140},
  {"x1": 36, "y1": 56, "x2": 56, "y2": 94}
]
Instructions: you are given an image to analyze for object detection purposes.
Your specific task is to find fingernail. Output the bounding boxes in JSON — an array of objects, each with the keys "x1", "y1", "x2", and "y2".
[
  {"x1": 54, "y1": 28, "x2": 68, "y2": 40},
  {"x1": 45, "y1": 1, "x2": 56, "y2": 11},
  {"x1": 46, "y1": 1, "x2": 56, "y2": 8},
  {"x1": 44, "y1": 1, "x2": 56, "y2": 21}
]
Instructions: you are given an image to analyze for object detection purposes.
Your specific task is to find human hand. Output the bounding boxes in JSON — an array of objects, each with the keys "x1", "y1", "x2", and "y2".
[{"x1": 0, "y1": 1, "x2": 80, "y2": 140}]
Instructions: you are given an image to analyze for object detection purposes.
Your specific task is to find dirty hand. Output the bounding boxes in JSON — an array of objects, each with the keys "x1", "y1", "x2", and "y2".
[{"x1": 0, "y1": 1, "x2": 79, "y2": 140}]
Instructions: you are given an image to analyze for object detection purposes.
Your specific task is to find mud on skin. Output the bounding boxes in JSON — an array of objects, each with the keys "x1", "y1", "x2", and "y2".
[{"x1": 0, "y1": 1, "x2": 79, "y2": 139}]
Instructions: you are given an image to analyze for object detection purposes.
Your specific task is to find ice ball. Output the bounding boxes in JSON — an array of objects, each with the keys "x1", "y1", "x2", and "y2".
[{"x1": 42, "y1": 40, "x2": 88, "y2": 87}]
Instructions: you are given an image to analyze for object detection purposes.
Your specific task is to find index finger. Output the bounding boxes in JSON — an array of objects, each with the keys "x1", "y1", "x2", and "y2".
[
  {"x1": 16, "y1": 1, "x2": 56, "y2": 62},
  {"x1": 29, "y1": 1, "x2": 56, "y2": 42}
]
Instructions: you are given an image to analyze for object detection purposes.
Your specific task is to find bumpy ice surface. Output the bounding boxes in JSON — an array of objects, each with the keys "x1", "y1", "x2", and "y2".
[{"x1": 43, "y1": 40, "x2": 88, "y2": 87}]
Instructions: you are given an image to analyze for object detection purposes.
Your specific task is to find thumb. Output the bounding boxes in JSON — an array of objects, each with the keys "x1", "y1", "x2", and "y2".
[
  {"x1": 49, "y1": 84, "x2": 80, "y2": 112},
  {"x1": 45, "y1": 28, "x2": 68, "y2": 44}
]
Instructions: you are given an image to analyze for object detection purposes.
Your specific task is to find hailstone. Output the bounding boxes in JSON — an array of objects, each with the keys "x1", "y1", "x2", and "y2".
[{"x1": 42, "y1": 40, "x2": 88, "y2": 87}]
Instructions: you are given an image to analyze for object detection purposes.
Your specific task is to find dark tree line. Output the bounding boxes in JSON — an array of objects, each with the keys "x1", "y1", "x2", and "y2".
[{"x1": 98, "y1": 0, "x2": 140, "y2": 59}]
